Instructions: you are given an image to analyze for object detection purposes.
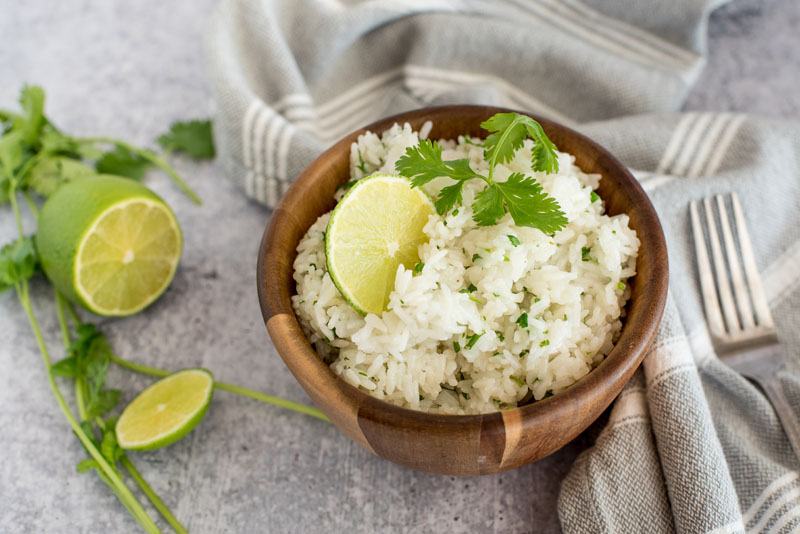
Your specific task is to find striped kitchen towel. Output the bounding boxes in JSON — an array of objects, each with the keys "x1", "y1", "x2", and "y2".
[{"x1": 208, "y1": 1, "x2": 800, "y2": 532}]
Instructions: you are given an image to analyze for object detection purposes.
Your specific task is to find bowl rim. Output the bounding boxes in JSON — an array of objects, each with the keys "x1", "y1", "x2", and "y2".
[{"x1": 258, "y1": 105, "x2": 668, "y2": 435}]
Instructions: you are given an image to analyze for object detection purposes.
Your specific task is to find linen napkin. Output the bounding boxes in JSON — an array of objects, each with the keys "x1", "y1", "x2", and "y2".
[{"x1": 208, "y1": 1, "x2": 800, "y2": 532}]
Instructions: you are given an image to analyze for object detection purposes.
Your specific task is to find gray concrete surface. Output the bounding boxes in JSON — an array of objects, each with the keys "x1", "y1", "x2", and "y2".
[{"x1": 1, "y1": 0, "x2": 798, "y2": 533}]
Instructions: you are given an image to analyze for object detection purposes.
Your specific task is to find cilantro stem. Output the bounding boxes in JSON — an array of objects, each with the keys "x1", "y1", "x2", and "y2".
[
  {"x1": 55, "y1": 290, "x2": 89, "y2": 421},
  {"x1": 77, "y1": 137, "x2": 202, "y2": 205},
  {"x1": 22, "y1": 190, "x2": 38, "y2": 217},
  {"x1": 15, "y1": 149, "x2": 48, "y2": 185},
  {"x1": 214, "y1": 381, "x2": 330, "y2": 422},
  {"x1": 14, "y1": 282, "x2": 160, "y2": 533},
  {"x1": 55, "y1": 290, "x2": 71, "y2": 347},
  {"x1": 121, "y1": 456, "x2": 189, "y2": 534},
  {"x1": 8, "y1": 188, "x2": 25, "y2": 240},
  {"x1": 108, "y1": 353, "x2": 331, "y2": 422}
]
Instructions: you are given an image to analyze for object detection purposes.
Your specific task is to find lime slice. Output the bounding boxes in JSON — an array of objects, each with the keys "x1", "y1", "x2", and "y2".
[
  {"x1": 116, "y1": 368, "x2": 214, "y2": 451},
  {"x1": 325, "y1": 174, "x2": 435, "y2": 315},
  {"x1": 37, "y1": 175, "x2": 182, "y2": 316}
]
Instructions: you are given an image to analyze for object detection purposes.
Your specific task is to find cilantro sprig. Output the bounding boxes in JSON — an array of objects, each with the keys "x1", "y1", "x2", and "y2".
[
  {"x1": 395, "y1": 112, "x2": 567, "y2": 233},
  {"x1": 1, "y1": 85, "x2": 328, "y2": 533},
  {"x1": 0, "y1": 85, "x2": 213, "y2": 207}
]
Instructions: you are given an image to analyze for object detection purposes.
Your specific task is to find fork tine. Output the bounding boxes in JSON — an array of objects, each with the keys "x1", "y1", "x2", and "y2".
[
  {"x1": 731, "y1": 192, "x2": 775, "y2": 329},
  {"x1": 716, "y1": 195, "x2": 755, "y2": 329},
  {"x1": 690, "y1": 201, "x2": 727, "y2": 337},
  {"x1": 704, "y1": 197, "x2": 741, "y2": 333}
]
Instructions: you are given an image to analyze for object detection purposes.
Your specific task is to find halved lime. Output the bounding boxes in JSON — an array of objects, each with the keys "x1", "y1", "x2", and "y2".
[
  {"x1": 37, "y1": 175, "x2": 182, "y2": 316},
  {"x1": 116, "y1": 368, "x2": 214, "y2": 451},
  {"x1": 325, "y1": 174, "x2": 435, "y2": 315}
]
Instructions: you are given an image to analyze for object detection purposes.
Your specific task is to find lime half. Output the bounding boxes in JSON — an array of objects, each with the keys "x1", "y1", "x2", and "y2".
[
  {"x1": 37, "y1": 175, "x2": 182, "y2": 316},
  {"x1": 325, "y1": 174, "x2": 434, "y2": 315},
  {"x1": 116, "y1": 368, "x2": 214, "y2": 451}
]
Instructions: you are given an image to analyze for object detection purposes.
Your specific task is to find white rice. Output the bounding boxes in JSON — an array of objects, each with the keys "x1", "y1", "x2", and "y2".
[{"x1": 291, "y1": 122, "x2": 639, "y2": 414}]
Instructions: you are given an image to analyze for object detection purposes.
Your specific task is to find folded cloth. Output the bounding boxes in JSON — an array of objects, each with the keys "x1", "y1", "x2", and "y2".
[{"x1": 208, "y1": 1, "x2": 800, "y2": 532}]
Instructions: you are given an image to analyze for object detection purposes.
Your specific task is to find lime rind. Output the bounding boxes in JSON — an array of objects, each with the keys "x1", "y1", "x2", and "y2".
[
  {"x1": 116, "y1": 368, "x2": 214, "y2": 451},
  {"x1": 325, "y1": 173, "x2": 435, "y2": 316},
  {"x1": 74, "y1": 197, "x2": 182, "y2": 316}
]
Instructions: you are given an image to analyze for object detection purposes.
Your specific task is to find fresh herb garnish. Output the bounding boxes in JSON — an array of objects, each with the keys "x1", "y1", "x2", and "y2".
[
  {"x1": 453, "y1": 340, "x2": 461, "y2": 353},
  {"x1": 590, "y1": 191, "x2": 600, "y2": 203},
  {"x1": 507, "y1": 235, "x2": 521, "y2": 247},
  {"x1": 472, "y1": 253, "x2": 481, "y2": 262},
  {"x1": 0, "y1": 85, "x2": 329, "y2": 532},
  {"x1": 156, "y1": 119, "x2": 215, "y2": 159},
  {"x1": 516, "y1": 313, "x2": 528, "y2": 328},
  {"x1": 459, "y1": 283, "x2": 478, "y2": 294},
  {"x1": 336, "y1": 179, "x2": 359, "y2": 191},
  {"x1": 540, "y1": 340, "x2": 550, "y2": 347},
  {"x1": 412, "y1": 262, "x2": 424, "y2": 276},
  {"x1": 510, "y1": 375, "x2": 525, "y2": 387},
  {"x1": 466, "y1": 332, "x2": 483, "y2": 349},
  {"x1": 582, "y1": 247, "x2": 591, "y2": 261},
  {"x1": 396, "y1": 112, "x2": 567, "y2": 233}
]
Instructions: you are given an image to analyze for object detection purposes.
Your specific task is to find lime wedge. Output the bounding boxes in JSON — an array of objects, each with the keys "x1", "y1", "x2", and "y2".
[
  {"x1": 325, "y1": 174, "x2": 435, "y2": 315},
  {"x1": 116, "y1": 369, "x2": 214, "y2": 451},
  {"x1": 37, "y1": 175, "x2": 182, "y2": 316}
]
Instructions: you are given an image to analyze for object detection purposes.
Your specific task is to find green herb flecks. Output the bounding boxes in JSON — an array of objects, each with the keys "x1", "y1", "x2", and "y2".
[
  {"x1": 510, "y1": 375, "x2": 525, "y2": 387},
  {"x1": 515, "y1": 313, "x2": 528, "y2": 328},
  {"x1": 466, "y1": 332, "x2": 483, "y2": 349}
]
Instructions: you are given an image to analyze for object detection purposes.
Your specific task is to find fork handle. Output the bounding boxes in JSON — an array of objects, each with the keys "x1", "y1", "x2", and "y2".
[{"x1": 760, "y1": 376, "x2": 800, "y2": 463}]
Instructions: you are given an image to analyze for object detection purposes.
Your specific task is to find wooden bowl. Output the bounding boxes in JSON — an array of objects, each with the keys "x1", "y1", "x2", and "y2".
[{"x1": 257, "y1": 105, "x2": 668, "y2": 476}]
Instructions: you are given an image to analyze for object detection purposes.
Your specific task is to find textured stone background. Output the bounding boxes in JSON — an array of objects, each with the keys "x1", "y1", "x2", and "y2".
[{"x1": 1, "y1": 0, "x2": 798, "y2": 533}]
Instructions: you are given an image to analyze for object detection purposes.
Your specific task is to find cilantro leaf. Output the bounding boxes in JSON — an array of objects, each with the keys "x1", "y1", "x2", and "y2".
[
  {"x1": 481, "y1": 113, "x2": 559, "y2": 174},
  {"x1": 481, "y1": 113, "x2": 528, "y2": 166},
  {"x1": 19, "y1": 85, "x2": 46, "y2": 145},
  {"x1": 0, "y1": 236, "x2": 39, "y2": 294},
  {"x1": 157, "y1": 119, "x2": 215, "y2": 159},
  {"x1": 100, "y1": 421, "x2": 124, "y2": 464},
  {"x1": 494, "y1": 173, "x2": 567, "y2": 233},
  {"x1": 28, "y1": 156, "x2": 95, "y2": 197},
  {"x1": 525, "y1": 120, "x2": 559, "y2": 174},
  {"x1": 88, "y1": 389, "x2": 120, "y2": 419},
  {"x1": 66, "y1": 324, "x2": 120, "y2": 419},
  {"x1": 472, "y1": 184, "x2": 506, "y2": 226},
  {"x1": 435, "y1": 181, "x2": 465, "y2": 215},
  {"x1": 76, "y1": 459, "x2": 99, "y2": 474},
  {"x1": 51, "y1": 356, "x2": 78, "y2": 378},
  {"x1": 0, "y1": 130, "x2": 24, "y2": 177},
  {"x1": 395, "y1": 139, "x2": 481, "y2": 188},
  {"x1": 96, "y1": 146, "x2": 152, "y2": 180}
]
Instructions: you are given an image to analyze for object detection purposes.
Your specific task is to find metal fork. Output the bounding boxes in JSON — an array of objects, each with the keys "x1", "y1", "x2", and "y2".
[{"x1": 690, "y1": 193, "x2": 800, "y2": 460}]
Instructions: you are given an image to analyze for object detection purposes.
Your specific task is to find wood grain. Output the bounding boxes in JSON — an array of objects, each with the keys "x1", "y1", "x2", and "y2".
[{"x1": 256, "y1": 105, "x2": 669, "y2": 476}]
